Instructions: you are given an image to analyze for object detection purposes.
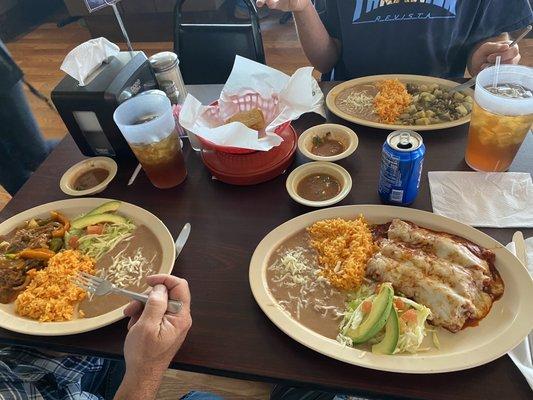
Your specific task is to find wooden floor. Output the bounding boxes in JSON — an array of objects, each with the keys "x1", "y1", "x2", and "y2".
[
  {"x1": 4, "y1": 11, "x2": 312, "y2": 140},
  {"x1": 2, "y1": 8, "x2": 533, "y2": 398}
]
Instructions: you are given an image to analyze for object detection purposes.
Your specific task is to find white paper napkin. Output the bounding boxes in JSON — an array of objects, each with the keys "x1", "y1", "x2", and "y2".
[
  {"x1": 179, "y1": 56, "x2": 325, "y2": 151},
  {"x1": 428, "y1": 172, "x2": 533, "y2": 228},
  {"x1": 506, "y1": 237, "x2": 533, "y2": 390},
  {"x1": 60, "y1": 37, "x2": 119, "y2": 86}
]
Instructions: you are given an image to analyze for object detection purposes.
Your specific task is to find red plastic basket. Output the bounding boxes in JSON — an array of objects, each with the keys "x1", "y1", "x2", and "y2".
[{"x1": 196, "y1": 93, "x2": 291, "y2": 155}]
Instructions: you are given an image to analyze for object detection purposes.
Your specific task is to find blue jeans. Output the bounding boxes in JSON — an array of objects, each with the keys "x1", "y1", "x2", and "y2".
[
  {"x1": 180, "y1": 389, "x2": 349, "y2": 400},
  {"x1": 0, "y1": 79, "x2": 51, "y2": 195}
]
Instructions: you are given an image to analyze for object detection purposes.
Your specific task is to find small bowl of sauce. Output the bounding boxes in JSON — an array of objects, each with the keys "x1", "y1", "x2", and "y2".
[
  {"x1": 60, "y1": 157, "x2": 118, "y2": 196},
  {"x1": 286, "y1": 161, "x2": 352, "y2": 207},
  {"x1": 298, "y1": 123, "x2": 358, "y2": 162}
]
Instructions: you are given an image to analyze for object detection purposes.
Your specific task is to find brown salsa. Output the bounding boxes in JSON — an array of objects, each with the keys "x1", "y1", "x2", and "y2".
[
  {"x1": 311, "y1": 133, "x2": 345, "y2": 157},
  {"x1": 73, "y1": 168, "x2": 109, "y2": 191},
  {"x1": 297, "y1": 174, "x2": 341, "y2": 202}
]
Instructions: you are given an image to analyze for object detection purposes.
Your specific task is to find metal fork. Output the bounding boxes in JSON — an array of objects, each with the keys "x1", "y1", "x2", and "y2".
[
  {"x1": 450, "y1": 25, "x2": 532, "y2": 93},
  {"x1": 73, "y1": 271, "x2": 183, "y2": 314}
]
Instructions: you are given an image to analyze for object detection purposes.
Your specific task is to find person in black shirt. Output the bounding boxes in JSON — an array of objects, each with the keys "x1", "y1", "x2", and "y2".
[
  {"x1": 257, "y1": 0, "x2": 533, "y2": 80},
  {"x1": 0, "y1": 40, "x2": 52, "y2": 195}
]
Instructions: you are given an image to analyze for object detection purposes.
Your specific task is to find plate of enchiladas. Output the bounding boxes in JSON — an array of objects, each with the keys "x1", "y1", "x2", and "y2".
[{"x1": 249, "y1": 205, "x2": 533, "y2": 373}]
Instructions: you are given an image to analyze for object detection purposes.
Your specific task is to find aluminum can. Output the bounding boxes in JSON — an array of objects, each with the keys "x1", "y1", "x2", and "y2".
[{"x1": 378, "y1": 130, "x2": 425, "y2": 205}]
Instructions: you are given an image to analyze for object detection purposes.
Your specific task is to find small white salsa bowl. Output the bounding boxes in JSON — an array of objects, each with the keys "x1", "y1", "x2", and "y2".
[
  {"x1": 60, "y1": 157, "x2": 118, "y2": 197},
  {"x1": 286, "y1": 161, "x2": 352, "y2": 208},
  {"x1": 298, "y1": 123, "x2": 358, "y2": 162}
]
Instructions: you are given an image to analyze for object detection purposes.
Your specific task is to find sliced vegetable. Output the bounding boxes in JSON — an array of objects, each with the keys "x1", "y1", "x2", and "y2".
[
  {"x1": 85, "y1": 201, "x2": 121, "y2": 217},
  {"x1": 346, "y1": 283, "x2": 394, "y2": 344},
  {"x1": 86, "y1": 225, "x2": 104, "y2": 235},
  {"x1": 71, "y1": 213, "x2": 126, "y2": 230},
  {"x1": 372, "y1": 307, "x2": 400, "y2": 355},
  {"x1": 401, "y1": 308, "x2": 418, "y2": 324},
  {"x1": 17, "y1": 248, "x2": 55, "y2": 260},
  {"x1": 393, "y1": 298, "x2": 405, "y2": 311},
  {"x1": 362, "y1": 300, "x2": 373, "y2": 314},
  {"x1": 69, "y1": 236, "x2": 79, "y2": 249},
  {"x1": 49, "y1": 237, "x2": 64, "y2": 252},
  {"x1": 50, "y1": 211, "x2": 70, "y2": 238}
]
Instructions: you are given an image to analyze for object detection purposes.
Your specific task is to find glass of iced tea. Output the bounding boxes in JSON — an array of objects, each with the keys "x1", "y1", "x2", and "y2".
[
  {"x1": 465, "y1": 65, "x2": 533, "y2": 172},
  {"x1": 114, "y1": 91, "x2": 187, "y2": 188}
]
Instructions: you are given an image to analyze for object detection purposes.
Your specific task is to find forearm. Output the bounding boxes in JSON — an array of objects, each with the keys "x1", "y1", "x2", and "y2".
[
  {"x1": 293, "y1": 4, "x2": 340, "y2": 74},
  {"x1": 467, "y1": 33, "x2": 509, "y2": 76},
  {"x1": 113, "y1": 366, "x2": 165, "y2": 400}
]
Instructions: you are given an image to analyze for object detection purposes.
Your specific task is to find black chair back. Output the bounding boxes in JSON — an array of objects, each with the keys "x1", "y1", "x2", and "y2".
[{"x1": 174, "y1": 0, "x2": 265, "y2": 84}]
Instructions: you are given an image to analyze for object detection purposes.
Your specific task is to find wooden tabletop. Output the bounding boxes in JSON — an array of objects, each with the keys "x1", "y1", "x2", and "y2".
[{"x1": 1, "y1": 83, "x2": 532, "y2": 400}]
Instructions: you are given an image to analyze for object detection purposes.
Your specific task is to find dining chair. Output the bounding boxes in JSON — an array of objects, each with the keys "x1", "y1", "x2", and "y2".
[{"x1": 173, "y1": 0, "x2": 266, "y2": 84}]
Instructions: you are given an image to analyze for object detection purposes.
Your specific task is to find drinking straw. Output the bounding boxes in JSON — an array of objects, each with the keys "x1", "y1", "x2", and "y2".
[
  {"x1": 128, "y1": 164, "x2": 142, "y2": 186},
  {"x1": 492, "y1": 55, "x2": 502, "y2": 89}
]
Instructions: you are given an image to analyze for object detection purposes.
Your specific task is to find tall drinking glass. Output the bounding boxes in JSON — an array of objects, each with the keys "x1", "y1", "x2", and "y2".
[
  {"x1": 465, "y1": 65, "x2": 533, "y2": 172},
  {"x1": 114, "y1": 93, "x2": 187, "y2": 188}
]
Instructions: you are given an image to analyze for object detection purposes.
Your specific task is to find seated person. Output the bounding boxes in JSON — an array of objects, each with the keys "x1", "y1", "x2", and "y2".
[
  {"x1": 256, "y1": 0, "x2": 532, "y2": 79},
  {"x1": 0, "y1": 275, "x2": 193, "y2": 400},
  {"x1": 0, "y1": 275, "x2": 347, "y2": 399}
]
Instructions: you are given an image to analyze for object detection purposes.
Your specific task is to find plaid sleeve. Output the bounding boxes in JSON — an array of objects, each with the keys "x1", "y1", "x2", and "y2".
[{"x1": 0, "y1": 347, "x2": 106, "y2": 400}]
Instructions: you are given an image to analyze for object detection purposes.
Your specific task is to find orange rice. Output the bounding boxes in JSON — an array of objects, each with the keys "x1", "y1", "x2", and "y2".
[
  {"x1": 374, "y1": 79, "x2": 412, "y2": 124},
  {"x1": 16, "y1": 250, "x2": 95, "y2": 322},
  {"x1": 307, "y1": 217, "x2": 376, "y2": 290}
]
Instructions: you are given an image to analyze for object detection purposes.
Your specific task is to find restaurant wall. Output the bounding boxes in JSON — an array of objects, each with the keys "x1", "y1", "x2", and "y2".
[
  {"x1": 63, "y1": 0, "x2": 226, "y2": 42},
  {"x1": 0, "y1": 0, "x2": 63, "y2": 41}
]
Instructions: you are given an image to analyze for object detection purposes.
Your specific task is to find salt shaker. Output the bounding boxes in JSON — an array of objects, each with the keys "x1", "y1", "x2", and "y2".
[
  {"x1": 149, "y1": 52, "x2": 201, "y2": 151},
  {"x1": 149, "y1": 52, "x2": 188, "y2": 105}
]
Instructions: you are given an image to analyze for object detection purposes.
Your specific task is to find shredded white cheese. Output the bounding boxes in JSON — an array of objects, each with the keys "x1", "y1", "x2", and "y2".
[
  {"x1": 268, "y1": 247, "x2": 342, "y2": 321},
  {"x1": 338, "y1": 90, "x2": 374, "y2": 114},
  {"x1": 100, "y1": 243, "x2": 155, "y2": 288}
]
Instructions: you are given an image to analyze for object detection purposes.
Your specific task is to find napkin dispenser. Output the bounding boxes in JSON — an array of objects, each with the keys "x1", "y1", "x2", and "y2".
[{"x1": 51, "y1": 51, "x2": 157, "y2": 162}]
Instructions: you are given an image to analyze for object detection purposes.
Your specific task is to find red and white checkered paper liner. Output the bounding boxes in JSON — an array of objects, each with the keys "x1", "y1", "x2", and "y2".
[{"x1": 198, "y1": 93, "x2": 290, "y2": 155}]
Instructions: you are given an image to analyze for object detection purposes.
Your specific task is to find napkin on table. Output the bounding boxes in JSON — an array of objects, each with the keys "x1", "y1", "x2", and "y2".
[
  {"x1": 428, "y1": 172, "x2": 533, "y2": 228},
  {"x1": 506, "y1": 237, "x2": 533, "y2": 390}
]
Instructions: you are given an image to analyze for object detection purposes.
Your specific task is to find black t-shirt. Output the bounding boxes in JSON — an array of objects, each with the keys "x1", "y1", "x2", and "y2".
[{"x1": 321, "y1": 0, "x2": 533, "y2": 79}]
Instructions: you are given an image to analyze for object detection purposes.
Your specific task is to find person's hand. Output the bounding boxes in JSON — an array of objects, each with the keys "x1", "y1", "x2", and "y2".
[
  {"x1": 123, "y1": 274, "x2": 191, "y2": 375},
  {"x1": 256, "y1": 0, "x2": 311, "y2": 12},
  {"x1": 114, "y1": 275, "x2": 192, "y2": 400},
  {"x1": 470, "y1": 41, "x2": 521, "y2": 76}
]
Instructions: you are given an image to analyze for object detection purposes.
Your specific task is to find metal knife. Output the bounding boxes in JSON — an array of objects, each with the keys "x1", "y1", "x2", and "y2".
[
  {"x1": 513, "y1": 231, "x2": 527, "y2": 268},
  {"x1": 450, "y1": 77, "x2": 476, "y2": 93},
  {"x1": 512, "y1": 231, "x2": 532, "y2": 364},
  {"x1": 175, "y1": 223, "x2": 191, "y2": 259}
]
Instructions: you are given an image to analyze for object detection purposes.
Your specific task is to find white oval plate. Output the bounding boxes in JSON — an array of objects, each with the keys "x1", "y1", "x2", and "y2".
[
  {"x1": 326, "y1": 74, "x2": 475, "y2": 131},
  {"x1": 249, "y1": 205, "x2": 533, "y2": 373},
  {"x1": 0, "y1": 198, "x2": 175, "y2": 336}
]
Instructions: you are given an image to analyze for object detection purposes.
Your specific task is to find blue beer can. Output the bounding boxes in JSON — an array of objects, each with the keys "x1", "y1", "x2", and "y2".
[{"x1": 378, "y1": 130, "x2": 425, "y2": 205}]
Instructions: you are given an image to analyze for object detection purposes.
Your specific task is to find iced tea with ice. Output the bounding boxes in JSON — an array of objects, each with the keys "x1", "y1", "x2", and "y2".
[
  {"x1": 113, "y1": 92, "x2": 187, "y2": 188},
  {"x1": 129, "y1": 130, "x2": 186, "y2": 188},
  {"x1": 465, "y1": 66, "x2": 533, "y2": 172}
]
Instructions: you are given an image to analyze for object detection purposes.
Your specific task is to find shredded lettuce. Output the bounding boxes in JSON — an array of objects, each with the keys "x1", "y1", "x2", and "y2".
[
  {"x1": 66, "y1": 220, "x2": 136, "y2": 261},
  {"x1": 394, "y1": 296, "x2": 432, "y2": 354}
]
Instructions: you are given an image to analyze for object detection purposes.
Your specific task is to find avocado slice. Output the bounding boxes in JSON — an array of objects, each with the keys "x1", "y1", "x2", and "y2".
[
  {"x1": 71, "y1": 213, "x2": 126, "y2": 230},
  {"x1": 347, "y1": 283, "x2": 394, "y2": 344},
  {"x1": 85, "y1": 201, "x2": 121, "y2": 217},
  {"x1": 372, "y1": 306, "x2": 400, "y2": 355}
]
